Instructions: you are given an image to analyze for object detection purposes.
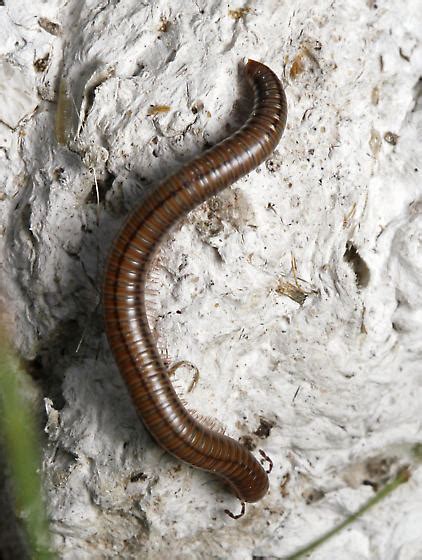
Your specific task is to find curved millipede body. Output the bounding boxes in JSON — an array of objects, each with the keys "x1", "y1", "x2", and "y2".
[{"x1": 103, "y1": 60, "x2": 287, "y2": 504}]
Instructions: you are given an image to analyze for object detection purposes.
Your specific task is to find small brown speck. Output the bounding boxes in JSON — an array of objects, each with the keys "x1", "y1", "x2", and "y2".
[
  {"x1": 384, "y1": 131, "x2": 399, "y2": 145},
  {"x1": 290, "y1": 45, "x2": 321, "y2": 80},
  {"x1": 53, "y1": 167, "x2": 65, "y2": 181},
  {"x1": 303, "y1": 487, "x2": 325, "y2": 505},
  {"x1": 130, "y1": 472, "x2": 147, "y2": 483},
  {"x1": 290, "y1": 54, "x2": 305, "y2": 79},
  {"x1": 266, "y1": 158, "x2": 281, "y2": 173},
  {"x1": 34, "y1": 53, "x2": 50, "y2": 73},
  {"x1": 158, "y1": 16, "x2": 170, "y2": 33},
  {"x1": 191, "y1": 100, "x2": 204, "y2": 114},
  {"x1": 254, "y1": 417, "x2": 275, "y2": 439}
]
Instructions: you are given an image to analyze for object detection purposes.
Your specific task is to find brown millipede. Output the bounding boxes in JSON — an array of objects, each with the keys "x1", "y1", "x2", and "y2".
[{"x1": 103, "y1": 60, "x2": 287, "y2": 506}]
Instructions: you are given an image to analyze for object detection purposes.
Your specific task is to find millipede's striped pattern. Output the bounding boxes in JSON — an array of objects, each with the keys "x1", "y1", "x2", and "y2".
[{"x1": 103, "y1": 60, "x2": 287, "y2": 504}]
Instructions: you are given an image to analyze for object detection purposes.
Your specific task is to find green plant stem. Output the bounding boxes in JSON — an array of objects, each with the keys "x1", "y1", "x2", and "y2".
[
  {"x1": 0, "y1": 342, "x2": 55, "y2": 560},
  {"x1": 284, "y1": 467, "x2": 411, "y2": 560}
]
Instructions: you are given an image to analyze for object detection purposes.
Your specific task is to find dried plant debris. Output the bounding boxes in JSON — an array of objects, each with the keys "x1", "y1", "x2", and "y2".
[
  {"x1": 228, "y1": 7, "x2": 253, "y2": 20},
  {"x1": 254, "y1": 417, "x2": 275, "y2": 439},
  {"x1": 55, "y1": 78, "x2": 73, "y2": 145},
  {"x1": 279, "y1": 472, "x2": 291, "y2": 498},
  {"x1": 289, "y1": 43, "x2": 321, "y2": 80},
  {"x1": 371, "y1": 85, "x2": 380, "y2": 105},
  {"x1": 343, "y1": 202, "x2": 357, "y2": 228},
  {"x1": 38, "y1": 17, "x2": 62, "y2": 36},
  {"x1": 275, "y1": 278, "x2": 313, "y2": 305},
  {"x1": 369, "y1": 128, "x2": 382, "y2": 157},
  {"x1": 147, "y1": 104, "x2": 171, "y2": 116}
]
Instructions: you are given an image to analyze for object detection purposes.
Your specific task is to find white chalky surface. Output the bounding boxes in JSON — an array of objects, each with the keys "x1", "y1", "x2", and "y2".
[{"x1": 1, "y1": 0, "x2": 422, "y2": 558}]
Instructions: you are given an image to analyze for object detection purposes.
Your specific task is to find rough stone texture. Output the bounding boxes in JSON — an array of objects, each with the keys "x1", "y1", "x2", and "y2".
[{"x1": 0, "y1": 0, "x2": 421, "y2": 558}]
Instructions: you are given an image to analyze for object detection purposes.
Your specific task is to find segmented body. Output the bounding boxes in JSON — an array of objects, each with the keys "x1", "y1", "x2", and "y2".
[{"x1": 103, "y1": 60, "x2": 287, "y2": 503}]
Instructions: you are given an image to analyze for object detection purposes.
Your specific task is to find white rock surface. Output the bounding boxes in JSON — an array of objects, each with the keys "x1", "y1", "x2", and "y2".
[
  {"x1": 1, "y1": 0, "x2": 421, "y2": 558},
  {"x1": 0, "y1": 59, "x2": 38, "y2": 128}
]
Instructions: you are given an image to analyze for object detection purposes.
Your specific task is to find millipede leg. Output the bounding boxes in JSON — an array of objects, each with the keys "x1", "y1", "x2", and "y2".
[
  {"x1": 259, "y1": 449, "x2": 273, "y2": 473},
  {"x1": 224, "y1": 501, "x2": 246, "y2": 520}
]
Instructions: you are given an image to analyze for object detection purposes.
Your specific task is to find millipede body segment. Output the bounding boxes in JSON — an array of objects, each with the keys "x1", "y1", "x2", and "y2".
[{"x1": 103, "y1": 60, "x2": 287, "y2": 503}]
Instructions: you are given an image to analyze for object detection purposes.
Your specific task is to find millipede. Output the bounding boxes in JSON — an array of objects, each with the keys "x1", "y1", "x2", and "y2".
[{"x1": 103, "y1": 59, "x2": 287, "y2": 513}]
